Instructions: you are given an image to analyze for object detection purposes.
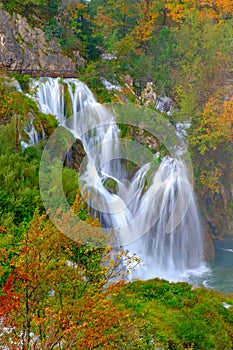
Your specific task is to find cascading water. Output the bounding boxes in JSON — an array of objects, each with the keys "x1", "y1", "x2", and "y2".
[
  {"x1": 127, "y1": 157, "x2": 205, "y2": 280},
  {"x1": 31, "y1": 77, "x2": 207, "y2": 281}
]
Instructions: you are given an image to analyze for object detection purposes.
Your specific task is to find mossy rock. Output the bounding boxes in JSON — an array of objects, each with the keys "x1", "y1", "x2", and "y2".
[
  {"x1": 63, "y1": 83, "x2": 73, "y2": 119},
  {"x1": 34, "y1": 113, "x2": 58, "y2": 137},
  {"x1": 103, "y1": 177, "x2": 118, "y2": 194}
]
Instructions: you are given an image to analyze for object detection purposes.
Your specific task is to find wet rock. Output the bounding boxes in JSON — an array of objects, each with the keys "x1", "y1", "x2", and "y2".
[
  {"x1": 156, "y1": 95, "x2": 173, "y2": 115},
  {"x1": 203, "y1": 221, "x2": 215, "y2": 261},
  {"x1": 69, "y1": 140, "x2": 86, "y2": 172}
]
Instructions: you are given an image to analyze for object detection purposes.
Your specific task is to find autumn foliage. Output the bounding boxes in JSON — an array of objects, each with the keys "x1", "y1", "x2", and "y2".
[
  {"x1": 0, "y1": 208, "x2": 139, "y2": 349},
  {"x1": 165, "y1": 0, "x2": 233, "y2": 23}
]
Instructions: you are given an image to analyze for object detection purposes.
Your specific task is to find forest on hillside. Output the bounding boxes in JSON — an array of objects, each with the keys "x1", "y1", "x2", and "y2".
[{"x1": 0, "y1": 1, "x2": 233, "y2": 349}]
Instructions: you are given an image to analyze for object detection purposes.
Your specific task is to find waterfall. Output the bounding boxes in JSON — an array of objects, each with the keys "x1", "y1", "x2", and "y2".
[{"x1": 32, "y1": 77, "x2": 206, "y2": 281}]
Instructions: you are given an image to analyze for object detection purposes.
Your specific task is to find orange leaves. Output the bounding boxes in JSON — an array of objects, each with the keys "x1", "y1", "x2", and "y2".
[
  {"x1": 0, "y1": 225, "x2": 6, "y2": 233},
  {"x1": 200, "y1": 0, "x2": 233, "y2": 16},
  {"x1": 133, "y1": 0, "x2": 159, "y2": 44},
  {"x1": 218, "y1": 0, "x2": 233, "y2": 13},
  {"x1": 64, "y1": 290, "x2": 130, "y2": 350},
  {"x1": 165, "y1": 0, "x2": 233, "y2": 23},
  {"x1": 134, "y1": 20, "x2": 156, "y2": 43},
  {"x1": 204, "y1": 94, "x2": 233, "y2": 142},
  {"x1": 165, "y1": 1, "x2": 190, "y2": 23},
  {"x1": 0, "y1": 274, "x2": 22, "y2": 317},
  {"x1": 92, "y1": 0, "x2": 161, "y2": 53},
  {"x1": 220, "y1": 96, "x2": 233, "y2": 142}
]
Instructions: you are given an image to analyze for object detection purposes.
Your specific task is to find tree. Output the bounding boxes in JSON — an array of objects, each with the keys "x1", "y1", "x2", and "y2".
[
  {"x1": 0, "y1": 202, "x2": 139, "y2": 349},
  {"x1": 133, "y1": 0, "x2": 159, "y2": 48},
  {"x1": 2, "y1": 0, "x2": 61, "y2": 21},
  {"x1": 164, "y1": 0, "x2": 233, "y2": 23}
]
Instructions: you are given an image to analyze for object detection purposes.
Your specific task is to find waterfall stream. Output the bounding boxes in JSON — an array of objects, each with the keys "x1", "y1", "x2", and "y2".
[{"x1": 31, "y1": 77, "x2": 207, "y2": 281}]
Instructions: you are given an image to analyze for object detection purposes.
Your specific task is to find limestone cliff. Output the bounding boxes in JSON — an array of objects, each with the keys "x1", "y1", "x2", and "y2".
[
  {"x1": 199, "y1": 161, "x2": 233, "y2": 242},
  {"x1": 0, "y1": 10, "x2": 84, "y2": 74}
]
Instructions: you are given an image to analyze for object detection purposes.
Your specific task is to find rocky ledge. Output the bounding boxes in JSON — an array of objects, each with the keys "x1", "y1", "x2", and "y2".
[{"x1": 0, "y1": 10, "x2": 84, "y2": 75}]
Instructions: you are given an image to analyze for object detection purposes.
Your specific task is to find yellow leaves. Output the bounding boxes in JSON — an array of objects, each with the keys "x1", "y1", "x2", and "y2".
[
  {"x1": 86, "y1": 216, "x2": 100, "y2": 227},
  {"x1": 133, "y1": 0, "x2": 159, "y2": 44},
  {"x1": 165, "y1": 2, "x2": 188, "y2": 23},
  {"x1": 193, "y1": 92, "x2": 232, "y2": 154},
  {"x1": 66, "y1": 0, "x2": 89, "y2": 20},
  {"x1": 5, "y1": 95, "x2": 13, "y2": 104},
  {"x1": 134, "y1": 21, "x2": 155, "y2": 43},
  {"x1": 105, "y1": 245, "x2": 112, "y2": 253},
  {"x1": 219, "y1": 0, "x2": 233, "y2": 13},
  {"x1": 165, "y1": 0, "x2": 233, "y2": 23},
  {"x1": 202, "y1": 0, "x2": 233, "y2": 15},
  {"x1": 219, "y1": 96, "x2": 233, "y2": 142},
  {"x1": 200, "y1": 166, "x2": 223, "y2": 193}
]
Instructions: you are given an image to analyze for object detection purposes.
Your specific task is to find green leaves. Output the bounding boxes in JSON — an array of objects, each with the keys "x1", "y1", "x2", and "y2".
[
  {"x1": 2, "y1": 0, "x2": 59, "y2": 21},
  {"x1": 0, "y1": 152, "x2": 42, "y2": 225}
]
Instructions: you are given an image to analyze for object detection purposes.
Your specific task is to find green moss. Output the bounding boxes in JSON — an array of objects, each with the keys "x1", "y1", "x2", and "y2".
[
  {"x1": 103, "y1": 177, "x2": 118, "y2": 194},
  {"x1": 227, "y1": 201, "x2": 233, "y2": 215},
  {"x1": 33, "y1": 112, "x2": 58, "y2": 137},
  {"x1": 118, "y1": 279, "x2": 233, "y2": 350},
  {"x1": 118, "y1": 123, "x2": 132, "y2": 139},
  {"x1": 9, "y1": 73, "x2": 31, "y2": 92},
  {"x1": 64, "y1": 83, "x2": 73, "y2": 119}
]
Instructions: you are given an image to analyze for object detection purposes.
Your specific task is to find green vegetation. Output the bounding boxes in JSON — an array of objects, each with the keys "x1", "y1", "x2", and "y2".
[
  {"x1": 120, "y1": 278, "x2": 233, "y2": 349},
  {"x1": 2, "y1": 0, "x2": 61, "y2": 23}
]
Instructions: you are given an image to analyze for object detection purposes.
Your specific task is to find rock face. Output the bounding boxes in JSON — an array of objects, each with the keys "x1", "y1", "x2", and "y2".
[
  {"x1": 141, "y1": 82, "x2": 157, "y2": 107},
  {"x1": 202, "y1": 183, "x2": 233, "y2": 241},
  {"x1": 203, "y1": 221, "x2": 216, "y2": 261},
  {"x1": 196, "y1": 154, "x2": 233, "y2": 244},
  {"x1": 0, "y1": 10, "x2": 84, "y2": 74},
  {"x1": 140, "y1": 82, "x2": 173, "y2": 114},
  {"x1": 69, "y1": 140, "x2": 86, "y2": 172}
]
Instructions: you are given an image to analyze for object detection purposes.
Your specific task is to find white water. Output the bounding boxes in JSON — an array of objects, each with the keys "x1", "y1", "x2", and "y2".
[{"x1": 31, "y1": 77, "x2": 207, "y2": 281}]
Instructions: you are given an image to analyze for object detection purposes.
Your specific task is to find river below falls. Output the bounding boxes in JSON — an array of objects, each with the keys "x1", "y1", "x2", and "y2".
[
  {"x1": 187, "y1": 240, "x2": 233, "y2": 293},
  {"x1": 135, "y1": 240, "x2": 233, "y2": 294}
]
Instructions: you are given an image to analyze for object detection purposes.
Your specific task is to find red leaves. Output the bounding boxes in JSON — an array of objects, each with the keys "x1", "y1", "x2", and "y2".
[
  {"x1": 0, "y1": 274, "x2": 21, "y2": 317},
  {"x1": 0, "y1": 226, "x2": 6, "y2": 233}
]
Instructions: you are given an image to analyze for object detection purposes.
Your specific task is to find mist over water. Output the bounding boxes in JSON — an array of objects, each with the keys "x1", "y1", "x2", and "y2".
[{"x1": 32, "y1": 77, "x2": 208, "y2": 283}]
